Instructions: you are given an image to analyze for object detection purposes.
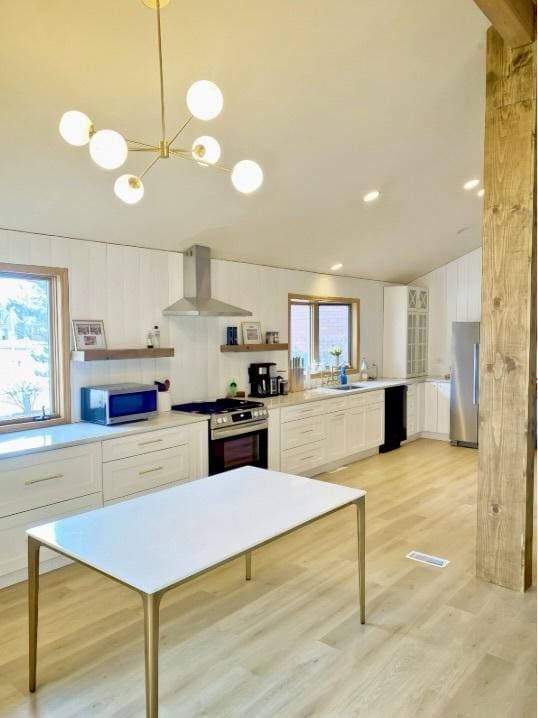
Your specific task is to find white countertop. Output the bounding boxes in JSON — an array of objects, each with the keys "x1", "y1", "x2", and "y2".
[
  {"x1": 27, "y1": 466, "x2": 364, "y2": 594},
  {"x1": 261, "y1": 375, "x2": 450, "y2": 410},
  {"x1": 0, "y1": 412, "x2": 208, "y2": 460}
]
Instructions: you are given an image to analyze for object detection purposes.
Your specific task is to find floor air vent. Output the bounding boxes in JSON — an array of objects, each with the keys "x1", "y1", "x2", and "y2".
[{"x1": 406, "y1": 551, "x2": 450, "y2": 568}]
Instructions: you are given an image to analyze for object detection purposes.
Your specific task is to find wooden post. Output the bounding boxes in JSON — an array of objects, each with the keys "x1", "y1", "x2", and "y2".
[{"x1": 476, "y1": 27, "x2": 536, "y2": 591}]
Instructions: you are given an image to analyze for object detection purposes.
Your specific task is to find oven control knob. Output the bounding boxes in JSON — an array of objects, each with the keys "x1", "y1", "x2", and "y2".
[{"x1": 216, "y1": 417, "x2": 222, "y2": 424}]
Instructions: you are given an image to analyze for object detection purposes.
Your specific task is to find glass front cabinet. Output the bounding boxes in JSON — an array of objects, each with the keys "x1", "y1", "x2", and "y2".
[{"x1": 383, "y1": 286, "x2": 429, "y2": 379}]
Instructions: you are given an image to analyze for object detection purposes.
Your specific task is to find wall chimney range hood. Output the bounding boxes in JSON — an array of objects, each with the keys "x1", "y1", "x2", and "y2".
[{"x1": 162, "y1": 245, "x2": 252, "y2": 317}]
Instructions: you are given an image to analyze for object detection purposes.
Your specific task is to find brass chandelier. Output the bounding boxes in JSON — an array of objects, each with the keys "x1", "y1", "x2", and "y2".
[{"x1": 59, "y1": 0, "x2": 263, "y2": 204}]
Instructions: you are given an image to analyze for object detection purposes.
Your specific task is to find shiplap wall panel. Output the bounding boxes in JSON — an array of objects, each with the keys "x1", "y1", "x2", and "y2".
[
  {"x1": 414, "y1": 248, "x2": 481, "y2": 374},
  {"x1": 1, "y1": 228, "x2": 388, "y2": 415}
]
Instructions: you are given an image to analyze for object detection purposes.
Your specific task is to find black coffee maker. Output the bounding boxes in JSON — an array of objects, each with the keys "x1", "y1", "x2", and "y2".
[{"x1": 248, "y1": 363, "x2": 279, "y2": 397}]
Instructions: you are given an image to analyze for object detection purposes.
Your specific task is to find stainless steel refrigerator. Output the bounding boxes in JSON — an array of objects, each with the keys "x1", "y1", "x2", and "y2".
[{"x1": 450, "y1": 321, "x2": 480, "y2": 447}]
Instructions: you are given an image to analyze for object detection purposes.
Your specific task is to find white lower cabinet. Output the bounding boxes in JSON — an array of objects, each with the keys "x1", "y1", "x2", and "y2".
[
  {"x1": 423, "y1": 381, "x2": 450, "y2": 436},
  {"x1": 102, "y1": 445, "x2": 190, "y2": 501},
  {"x1": 280, "y1": 390, "x2": 385, "y2": 476},
  {"x1": 0, "y1": 419, "x2": 208, "y2": 587},
  {"x1": 345, "y1": 406, "x2": 366, "y2": 454},
  {"x1": 0, "y1": 493, "x2": 102, "y2": 577},
  {"x1": 267, "y1": 409, "x2": 281, "y2": 471},
  {"x1": 0, "y1": 443, "x2": 102, "y2": 518},
  {"x1": 326, "y1": 411, "x2": 347, "y2": 461},
  {"x1": 281, "y1": 441, "x2": 327, "y2": 475},
  {"x1": 364, "y1": 403, "x2": 384, "y2": 447}
]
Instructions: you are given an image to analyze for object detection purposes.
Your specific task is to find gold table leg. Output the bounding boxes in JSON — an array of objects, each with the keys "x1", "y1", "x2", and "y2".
[
  {"x1": 28, "y1": 537, "x2": 41, "y2": 692},
  {"x1": 245, "y1": 551, "x2": 252, "y2": 581},
  {"x1": 356, "y1": 497, "x2": 366, "y2": 624},
  {"x1": 142, "y1": 592, "x2": 163, "y2": 718}
]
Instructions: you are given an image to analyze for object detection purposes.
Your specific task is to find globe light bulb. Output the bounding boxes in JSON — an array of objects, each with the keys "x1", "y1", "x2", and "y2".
[
  {"x1": 186, "y1": 80, "x2": 223, "y2": 121},
  {"x1": 59, "y1": 111, "x2": 93, "y2": 146},
  {"x1": 192, "y1": 136, "x2": 221, "y2": 166},
  {"x1": 231, "y1": 160, "x2": 263, "y2": 194},
  {"x1": 89, "y1": 129, "x2": 128, "y2": 170},
  {"x1": 114, "y1": 175, "x2": 144, "y2": 204}
]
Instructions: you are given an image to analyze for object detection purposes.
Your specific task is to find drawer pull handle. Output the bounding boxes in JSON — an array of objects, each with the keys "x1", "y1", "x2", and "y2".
[
  {"x1": 301, "y1": 455, "x2": 315, "y2": 461},
  {"x1": 139, "y1": 466, "x2": 164, "y2": 476},
  {"x1": 138, "y1": 438, "x2": 163, "y2": 447},
  {"x1": 300, "y1": 429, "x2": 314, "y2": 434},
  {"x1": 25, "y1": 473, "x2": 63, "y2": 486}
]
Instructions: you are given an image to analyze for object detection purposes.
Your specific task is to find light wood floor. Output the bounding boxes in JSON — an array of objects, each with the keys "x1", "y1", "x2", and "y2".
[{"x1": 0, "y1": 439, "x2": 536, "y2": 718}]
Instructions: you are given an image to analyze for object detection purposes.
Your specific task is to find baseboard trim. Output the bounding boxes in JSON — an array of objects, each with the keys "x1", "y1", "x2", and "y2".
[
  {"x1": 308, "y1": 447, "x2": 379, "y2": 478},
  {"x1": 420, "y1": 431, "x2": 450, "y2": 442}
]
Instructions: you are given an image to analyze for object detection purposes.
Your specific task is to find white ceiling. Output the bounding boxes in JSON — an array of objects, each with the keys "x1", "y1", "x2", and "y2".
[{"x1": 1, "y1": 0, "x2": 488, "y2": 283}]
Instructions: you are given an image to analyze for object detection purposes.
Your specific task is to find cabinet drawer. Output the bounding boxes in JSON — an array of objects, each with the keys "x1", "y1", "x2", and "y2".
[
  {"x1": 102, "y1": 445, "x2": 190, "y2": 501},
  {"x1": 281, "y1": 401, "x2": 326, "y2": 424},
  {"x1": 281, "y1": 416, "x2": 325, "y2": 451},
  {"x1": 0, "y1": 493, "x2": 102, "y2": 577},
  {"x1": 104, "y1": 477, "x2": 193, "y2": 507},
  {"x1": 0, "y1": 444, "x2": 102, "y2": 518},
  {"x1": 323, "y1": 397, "x2": 348, "y2": 413},
  {"x1": 348, "y1": 390, "x2": 384, "y2": 408},
  {"x1": 102, "y1": 425, "x2": 190, "y2": 462},
  {"x1": 281, "y1": 441, "x2": 327, "y2": 476}
]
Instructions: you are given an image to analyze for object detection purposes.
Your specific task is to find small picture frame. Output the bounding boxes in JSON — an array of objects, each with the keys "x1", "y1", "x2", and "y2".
[
  {"x1": 72, "y1": 319, "x2": 107, "y2": 350},
  {"x1": 241, "y1": 321, "x2": 262, "y2": 345}
]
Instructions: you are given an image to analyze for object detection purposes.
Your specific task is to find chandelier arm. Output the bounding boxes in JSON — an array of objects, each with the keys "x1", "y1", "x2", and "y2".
[
  {"x1": 167, "y1": 115, "x2": 194, "y2": 148},
  {"x1": 125, "y1": 138, "x2": 156, "y2": 148},
  {"x1": 128, "y1": 147, "x2": 160, "y2": 152},
  {"x1": 170, "y1": 149, "x2": 231, "y2": 173},
  {"x1": 156, "y1": 0, "x2": 166, "y2": 142},
  {"x1": 139, "y1": 153, "x2": 161, "y2": 179}
]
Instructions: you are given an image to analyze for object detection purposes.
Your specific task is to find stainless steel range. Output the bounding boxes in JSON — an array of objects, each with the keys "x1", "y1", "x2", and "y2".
[{"x1": 171, "y1": 398, "x2": 269, "y2": 475}]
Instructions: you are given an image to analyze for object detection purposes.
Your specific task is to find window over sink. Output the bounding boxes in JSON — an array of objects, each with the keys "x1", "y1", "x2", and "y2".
[
  {"x1": 0, "y1": 263, "x2": 70, "y2": 432},
  {"x1": 288, "y1": 293, "x2": 359, "y2": 377}
]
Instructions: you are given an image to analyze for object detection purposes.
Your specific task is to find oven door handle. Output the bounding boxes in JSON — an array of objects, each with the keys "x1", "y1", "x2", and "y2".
[{"x1": 211, "y1": 420, "x2": 268, "y2": 440}]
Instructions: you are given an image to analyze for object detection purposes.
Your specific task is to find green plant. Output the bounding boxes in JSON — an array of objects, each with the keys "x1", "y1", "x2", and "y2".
[{"x1": 328, "y1": 346, "x2": 343, "y2": 358}]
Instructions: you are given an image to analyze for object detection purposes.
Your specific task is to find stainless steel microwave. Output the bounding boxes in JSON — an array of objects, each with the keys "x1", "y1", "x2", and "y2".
[{"x1": 81, "y1": 383, "x2": 158, "y2": 425}]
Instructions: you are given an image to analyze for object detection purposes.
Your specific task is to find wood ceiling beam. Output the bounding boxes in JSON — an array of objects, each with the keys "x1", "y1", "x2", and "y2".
[
  {"x1": 473, "y1": 0, "x2": 536, "y2": 47},
  {"x1": 476, "y1": 28, "x2": 536, "y2": 592}
]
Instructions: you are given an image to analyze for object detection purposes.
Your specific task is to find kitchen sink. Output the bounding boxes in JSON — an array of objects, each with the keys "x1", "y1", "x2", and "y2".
[{"x1": 327, "y1": 384, "x2": 366, "y2": 391}]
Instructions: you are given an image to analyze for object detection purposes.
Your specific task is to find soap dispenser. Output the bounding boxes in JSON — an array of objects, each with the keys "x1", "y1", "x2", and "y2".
[
  {"x1": 359, "y1": 357, "x2": 369, "y2": 381},
  {"x1": 340, "y1": 365, "x2": 348, "y2": 385}
]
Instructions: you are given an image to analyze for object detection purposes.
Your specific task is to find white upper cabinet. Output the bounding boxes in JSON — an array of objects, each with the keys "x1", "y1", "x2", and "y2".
[{"x1": 384, "y1": 285, "x2": 429, "y2": 378}]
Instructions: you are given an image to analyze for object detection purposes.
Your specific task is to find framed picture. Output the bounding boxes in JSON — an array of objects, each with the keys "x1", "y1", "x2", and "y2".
[
  {"x1": 72, "y1": 319, "x2": 107, "y2": 350},
  {"x1": 241, "y1": 321, "x2": 262, "y2": 345}
]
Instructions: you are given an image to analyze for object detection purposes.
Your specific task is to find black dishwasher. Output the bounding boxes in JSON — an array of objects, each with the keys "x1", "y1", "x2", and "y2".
[{"x1": 380, "y1": 385, "x2": 407, "y2": 453}]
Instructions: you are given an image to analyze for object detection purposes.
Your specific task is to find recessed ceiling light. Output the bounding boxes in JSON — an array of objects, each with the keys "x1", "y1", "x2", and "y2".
[
  {"x1": 331, "y1": 263, "x2": 343, "y2": 271},
  {"x1": 463, "y1": 178, "x2": 480, "y2": 190},
  {"x1": 477, "y1": 188, "x2": 485, "y2": 198},
  {"x1": 363, "y1": 190, "x2": 380, "y2": 202}
]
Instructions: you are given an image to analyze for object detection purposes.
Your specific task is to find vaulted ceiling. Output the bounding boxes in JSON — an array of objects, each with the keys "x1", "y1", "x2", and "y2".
[{"x1": 1, "y1": 0, "x2": 488, "y2": 282}]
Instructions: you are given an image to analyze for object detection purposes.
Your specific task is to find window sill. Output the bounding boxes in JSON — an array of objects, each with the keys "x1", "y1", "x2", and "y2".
[{"x1": 0, "y1": 416, "x2": 68, "y2": 435}]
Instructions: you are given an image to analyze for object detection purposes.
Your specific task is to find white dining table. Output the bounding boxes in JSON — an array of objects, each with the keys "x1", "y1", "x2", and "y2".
[{"x1": 27, "y1": 466, "x2": 366, "y2": 718}]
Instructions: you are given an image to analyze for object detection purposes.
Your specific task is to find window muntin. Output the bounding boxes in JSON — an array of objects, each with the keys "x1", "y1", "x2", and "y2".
[{"x1": 0, "y1": 264, "x2": 70, "y2": 431}]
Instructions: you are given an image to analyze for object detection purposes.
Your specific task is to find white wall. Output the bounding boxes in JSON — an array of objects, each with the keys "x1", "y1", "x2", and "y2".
[
  {"x1": 0, "y1": 229, "x2": 386, "y2": 418},
  {"x1": 413, "y1": 248, "x2": 481, "y2": 375}
]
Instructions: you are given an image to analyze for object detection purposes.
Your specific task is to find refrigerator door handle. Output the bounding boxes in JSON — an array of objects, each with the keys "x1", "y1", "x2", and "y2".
[{"x1": 473, "y1": 343, "x2": 479, "y2": 405}]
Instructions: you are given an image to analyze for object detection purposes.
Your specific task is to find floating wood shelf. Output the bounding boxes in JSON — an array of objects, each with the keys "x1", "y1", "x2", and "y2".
[
  {"x1": 71, "y1": 348, "x2": 175, "y2": 362},
  {"x1": 220, "y1": 343, "x2": 289, "y2": 353}
]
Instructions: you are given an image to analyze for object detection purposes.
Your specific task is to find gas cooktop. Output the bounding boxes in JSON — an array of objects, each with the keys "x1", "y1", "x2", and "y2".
[{"x1": 171, "y1": 398, "x2": 265, "y2": 415}]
